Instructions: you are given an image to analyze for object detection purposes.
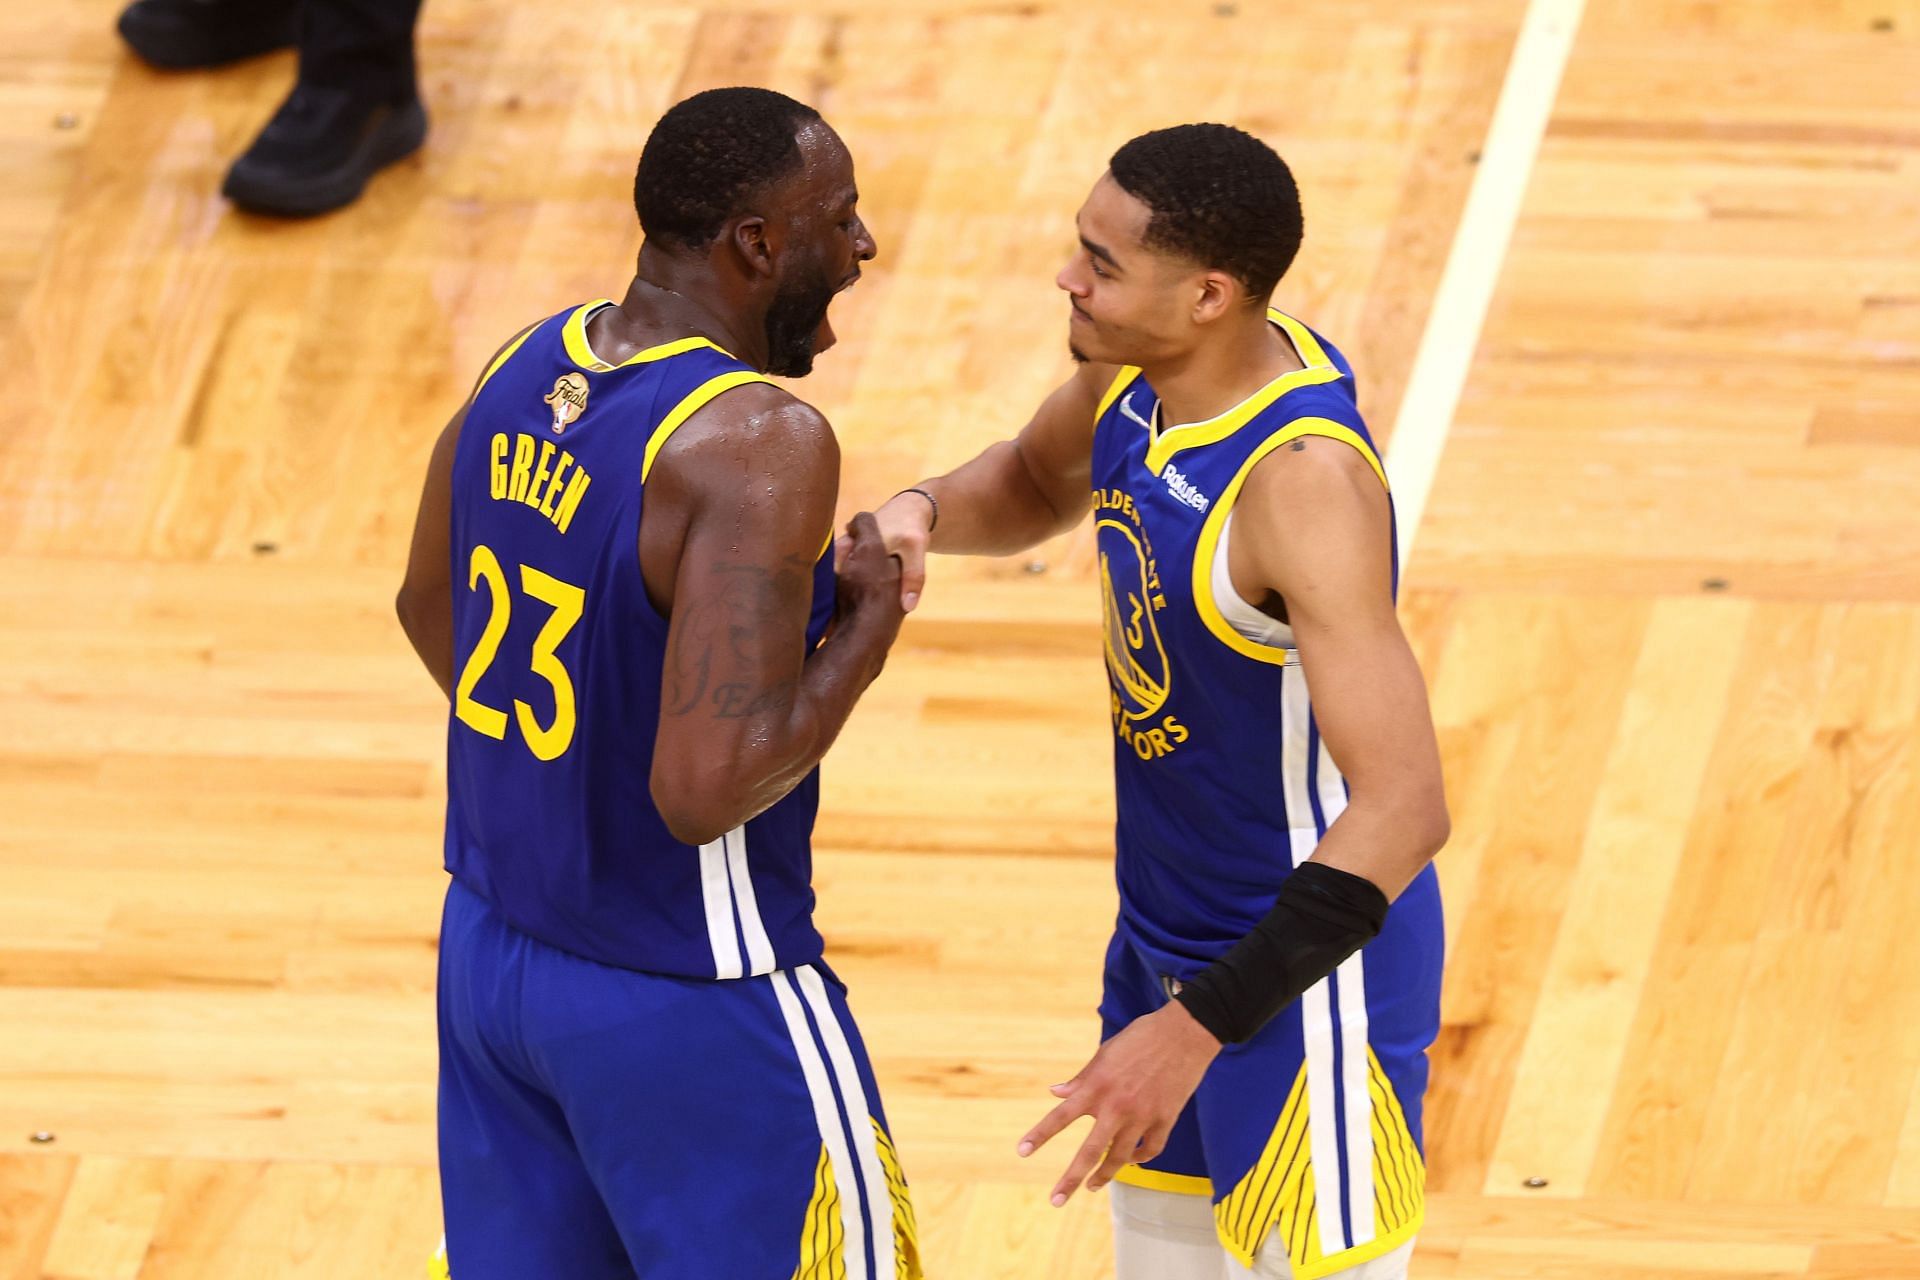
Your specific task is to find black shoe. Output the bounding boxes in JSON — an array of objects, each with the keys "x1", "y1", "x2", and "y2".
[
  {"x1": 117, "y1": 0, "x2": 297, "y2": 69},
  {"x1": 221, "y1": 86, "x2": 428, "y2": 218}
]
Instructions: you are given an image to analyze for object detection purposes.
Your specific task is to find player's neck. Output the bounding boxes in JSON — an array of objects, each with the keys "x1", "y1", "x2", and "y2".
[
  {"x1": 590, "y1": 252, "x2": 766, "y2": 368},
  {"x1": 1144, "y1": 313, "x2": 1304, "y2": 430}
]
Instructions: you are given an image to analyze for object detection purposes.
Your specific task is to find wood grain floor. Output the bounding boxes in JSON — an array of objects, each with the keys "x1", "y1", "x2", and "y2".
[{"x1": 3, "y1": 1, "x2": 1918, "y2": 1276}]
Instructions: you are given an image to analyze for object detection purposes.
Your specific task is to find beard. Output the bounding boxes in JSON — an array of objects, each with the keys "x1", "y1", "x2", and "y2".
[
  {"x1": 1069, "y1": 343, "x2": 1089, "y2": 363},
  {"x1": 763, "y1": 262, "x2": 837, "y2": 378}
]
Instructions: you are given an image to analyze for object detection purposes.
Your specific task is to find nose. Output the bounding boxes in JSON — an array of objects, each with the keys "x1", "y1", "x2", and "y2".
[
  {"x1": 1056, "y1": 259, "x2": 1086, "y2": 296},
  {"x1": 853, "y1": 215, "x2": 877, "y2": 264}
]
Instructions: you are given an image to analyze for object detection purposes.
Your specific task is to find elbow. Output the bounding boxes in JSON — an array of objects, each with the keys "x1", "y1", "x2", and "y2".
[
  {"x1": 1372, "y1": 785, "x2": 1449, "y2": 863},
  {"x1": 650, "y1": 766, "x2": 740, "y2": 848},
  {"x1": 1413, "y1": 792, "x2": 1451, "y2": 860},
  {"x1": 659, "y1": 812, "x2": 729, "y2": 849}
]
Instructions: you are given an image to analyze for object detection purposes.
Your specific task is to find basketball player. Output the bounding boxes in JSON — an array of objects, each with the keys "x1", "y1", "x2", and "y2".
[
  {"x1": 864, "y1": 125, "x2": 1447, "y2": 1279},
  {"x1": 396, "y1": 88, "x2": 920, "y2": 1279}
]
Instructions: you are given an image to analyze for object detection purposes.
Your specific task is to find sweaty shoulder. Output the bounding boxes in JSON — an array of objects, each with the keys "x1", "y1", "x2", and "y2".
[
  {"x1": 636, "y1": 381, "x2": 840, "y2": 613},
  {"x1": 648, "y1": 380, "x2": 839, "y2": 500}
]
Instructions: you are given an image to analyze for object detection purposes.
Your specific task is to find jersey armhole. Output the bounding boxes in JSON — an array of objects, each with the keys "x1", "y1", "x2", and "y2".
[{"x1": 1189, "y1": 416, "x2": 1389, "y2": 667}]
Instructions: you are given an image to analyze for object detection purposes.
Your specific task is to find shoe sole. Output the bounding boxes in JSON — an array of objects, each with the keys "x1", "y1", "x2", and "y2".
[{"x1": 222, "y1": 100, "x2": 429, "y2": 219}]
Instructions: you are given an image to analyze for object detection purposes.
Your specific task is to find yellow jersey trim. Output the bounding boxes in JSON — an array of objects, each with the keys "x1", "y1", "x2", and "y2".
[
  {"x1": 1270, "y1": 307, "x2": 1334, "y2": 368},
  {"x1": 1189, "y1": 417, "x2": 1390, "y2": 668},
  {"x1": 1291, "y1": 1216, "x2": 1423, "y2": 1280},
  {"x1": 639, "y1": 370, "x2": 779, "y2": 482},
  {"x1": 473, "y1": 323, "x2": 540, "y2": 399},
  {"x1": 1095, "y1": 366, "x2": 1143, "y2": 424},
  {"x1": 1142, "y1": 310, "x2": 1344, "y2": 475},
  {"x1": 1114, "y1": 1165, "x2": 1214, "y2": 1196},
  {"x1": 561, "y1": 300, "x2": 735, "y2": 372}
]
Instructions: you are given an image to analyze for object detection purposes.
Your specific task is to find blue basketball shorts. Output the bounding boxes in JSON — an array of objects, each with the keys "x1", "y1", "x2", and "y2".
[
  {"x1": 1098, "y1": 879, "x2": 1441, "y2": 1280},
  {"x1": 436, "y1": 878, "x2": 921, "y2": 1279}
]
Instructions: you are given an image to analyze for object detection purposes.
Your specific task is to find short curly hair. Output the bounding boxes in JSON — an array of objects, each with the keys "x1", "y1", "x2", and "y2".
[
  {"x1": 1108, "y1": 124, "x2": 1303, "y2": 300},
  {"x1": 634, "y1": 87, "x2": 824, "y2": 250}
]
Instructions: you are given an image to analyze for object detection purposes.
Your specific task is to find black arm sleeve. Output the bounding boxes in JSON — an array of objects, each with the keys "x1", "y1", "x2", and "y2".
[{"x1": 1172, "y1": 861, "x2": 1390, "y2": 1046}]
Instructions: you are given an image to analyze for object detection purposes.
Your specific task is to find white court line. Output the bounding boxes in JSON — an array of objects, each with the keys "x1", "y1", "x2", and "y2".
[{"x1": 1386, "y1": 0, "x2": 1587, "y2": 569}]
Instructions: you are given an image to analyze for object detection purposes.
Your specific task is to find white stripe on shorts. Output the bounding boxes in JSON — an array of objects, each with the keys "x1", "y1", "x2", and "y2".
[
  {"x1": 796, "y1": 964, "x2": 893, "y2": 1280},
  {"x1": 772, "y1": 967, "x2": 869, "y2": 1280},
  {"x1": 1313, "y1": 726, "x2": 1376, "y2": 1251}
]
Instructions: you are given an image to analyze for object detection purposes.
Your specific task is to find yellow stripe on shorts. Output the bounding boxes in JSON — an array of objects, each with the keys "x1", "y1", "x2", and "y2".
[{"x1": 1214, "y1": 1051, "x2": 1425, "y2": 1279}]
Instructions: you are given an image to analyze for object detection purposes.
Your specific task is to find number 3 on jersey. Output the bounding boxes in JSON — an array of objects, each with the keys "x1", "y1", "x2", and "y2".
[{"x1": 454, "y1": 544, "x2": 585, "y2": 761}]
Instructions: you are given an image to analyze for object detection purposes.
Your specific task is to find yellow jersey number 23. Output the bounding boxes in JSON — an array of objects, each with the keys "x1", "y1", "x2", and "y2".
[{"x1": 452, "y1": 543, "x2": 585, "y2": 761}]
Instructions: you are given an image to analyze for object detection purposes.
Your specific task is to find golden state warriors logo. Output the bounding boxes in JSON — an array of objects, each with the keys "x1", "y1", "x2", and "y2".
[
  {"x1": 544, "y1": 372, "x2": 590, "y2": 434},
  {"x1": 1094, "y1": 486, "x2": 1190, "y2": 761}
]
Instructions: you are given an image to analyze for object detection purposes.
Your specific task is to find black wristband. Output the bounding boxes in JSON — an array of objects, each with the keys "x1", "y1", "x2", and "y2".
[
  {"x1": 899, "y1": 486, "x2": 938, "y2": 532},
  {"x1": 1173, "y1": 862, "x2": 1389, "y2": 1046}
]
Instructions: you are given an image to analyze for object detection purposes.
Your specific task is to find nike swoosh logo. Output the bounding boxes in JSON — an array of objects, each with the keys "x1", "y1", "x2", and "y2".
[{"x1": 1119, "y1": 390, "x2": 1153, "y2": 431}]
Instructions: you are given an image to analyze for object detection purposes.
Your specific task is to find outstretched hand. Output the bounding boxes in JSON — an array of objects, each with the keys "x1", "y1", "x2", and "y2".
[
  {"x1": 1017, "y1": 1000, "x2": 1221, "y2": 1207},
  {"x1": 837, "y1": 490, "x2": 934, "y2": 613}
]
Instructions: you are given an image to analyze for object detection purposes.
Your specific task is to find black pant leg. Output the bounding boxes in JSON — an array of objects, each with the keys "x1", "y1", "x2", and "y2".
[{"x1": 297, "y1": 0, "x2": 426, "y2": 103}]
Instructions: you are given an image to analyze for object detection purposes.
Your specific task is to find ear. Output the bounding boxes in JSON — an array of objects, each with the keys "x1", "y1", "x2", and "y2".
[
  {"x1": 1191, "y1": 270, "x2": 1241, "y2": 325},
  {"x1": 729, "y1": 215, "x2": 777, "y2": 280}
]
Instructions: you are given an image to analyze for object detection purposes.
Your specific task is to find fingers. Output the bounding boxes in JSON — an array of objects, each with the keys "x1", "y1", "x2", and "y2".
[
  {"x1": 1050, "y1": 1120, "x2": 1116, "y2": 1207},
  {"x1": 1133, "y1": 1123, "x2": 1172, "y2": 1166},
  {"x1": 1018, "y1": 1095, "x2": 1082, "y2": 1159},
  {"x1": 1085, "y1": 1125, "x2": 1149, "y2": 1193},
  {"x1": 846, "y1": 504, "x2": 929, "y2": 608},
  {"x1": 839, "y1": 513, "x2": 904, "y2": 599}
]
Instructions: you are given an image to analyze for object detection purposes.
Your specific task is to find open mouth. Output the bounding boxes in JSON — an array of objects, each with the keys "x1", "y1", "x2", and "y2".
[{"x1": 815, "y1": 271, "x2": 863, "y2": 352}]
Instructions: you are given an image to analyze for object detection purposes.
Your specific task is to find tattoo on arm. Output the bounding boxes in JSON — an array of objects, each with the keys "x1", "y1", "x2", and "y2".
[
  {"x1": 707, "y1": 679, "x2": 799, "y2": 719},
  {"x1": 664, "y1": 553, "x2": 813, "y2": 720}
]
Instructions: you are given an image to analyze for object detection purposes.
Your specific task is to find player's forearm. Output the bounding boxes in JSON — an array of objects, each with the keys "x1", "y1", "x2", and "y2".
[
  {"x1": 1172, "y1": 793, "x2": 1446, "y2": 1046},
  {"x1": 654, "y1": 608, "x2": 896, "y2": 845},
  {"x1": 729, "y1": 610, "x2": 894, "y2": 827},
  {"x1": 914, "y1": 439, "x2": 1080, "y2": 557},
  {"x1": 1304, "y1": 790, "x2": 1449, "y2": 900}
]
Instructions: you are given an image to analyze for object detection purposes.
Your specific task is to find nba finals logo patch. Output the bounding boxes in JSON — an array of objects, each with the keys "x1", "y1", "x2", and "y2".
[{"x1": 544, "y1": 372, "x2": 590, "y2": 434}]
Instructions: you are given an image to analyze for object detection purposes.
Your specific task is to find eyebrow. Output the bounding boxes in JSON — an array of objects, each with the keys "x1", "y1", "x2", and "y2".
[{"x1": 1079, "y1": 232, "x2": 1120, "y2": 271}]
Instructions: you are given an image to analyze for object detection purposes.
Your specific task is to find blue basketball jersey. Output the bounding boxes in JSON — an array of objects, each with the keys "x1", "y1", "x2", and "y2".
[
  {"x1": 1090, "y1": 308, "x2": 1440, "y2": 978},
  {"x1": 442, "y1": 300, "x2": 836, "y2": 981},
  {"x1": 1092, "y1": 310, "x2": 1445, "y2": 1274}
]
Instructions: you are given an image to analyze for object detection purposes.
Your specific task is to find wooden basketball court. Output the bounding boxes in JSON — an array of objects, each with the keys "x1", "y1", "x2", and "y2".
[{"x1": 2, "y1": 1, "x2": 1917, "y2": 1275}]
